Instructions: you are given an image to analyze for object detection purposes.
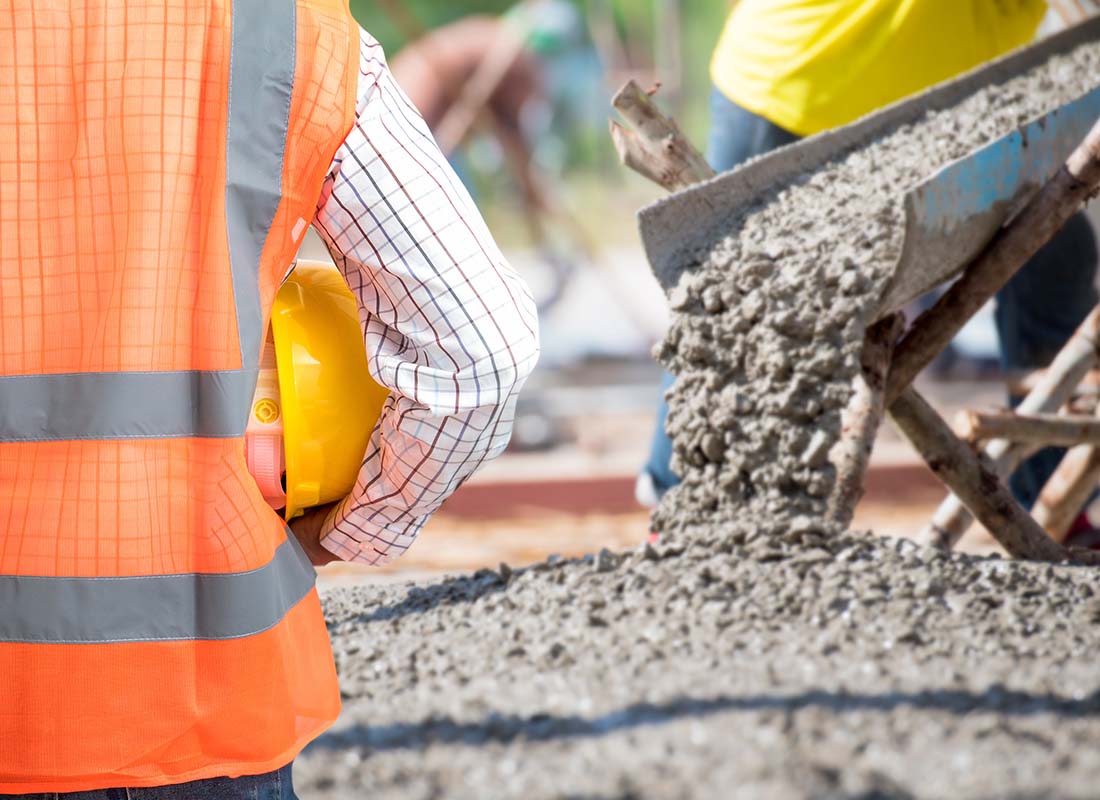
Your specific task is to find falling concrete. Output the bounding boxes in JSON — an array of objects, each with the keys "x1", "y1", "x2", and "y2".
[
  {"x1": 654, "y1": 40, "x2": 1100, "y2": 539},
  {"x1": 296, "y1": 39, "x2": 1100, "y2": 800}
]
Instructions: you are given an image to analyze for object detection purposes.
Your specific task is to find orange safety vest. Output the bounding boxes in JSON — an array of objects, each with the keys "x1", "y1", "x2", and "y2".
[{"x1": 0, "y1": 1, "x2": 358, "y2": 792}]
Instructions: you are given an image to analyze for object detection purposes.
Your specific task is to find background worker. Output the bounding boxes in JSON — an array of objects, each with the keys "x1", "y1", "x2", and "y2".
[
  {"x1": 388, "y1": 15, "x2": 550, "y2": 248},
  {"x1": 0, "y1": 2, "x2": 537, "y2": 798},
  {"x1": 640, "y1": 0, "x2": 1099, "y2": 523}
]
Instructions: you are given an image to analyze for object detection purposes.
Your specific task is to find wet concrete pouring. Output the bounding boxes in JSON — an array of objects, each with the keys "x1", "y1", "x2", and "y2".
[{"x1": 298, "y1": 41, "x2": 1100, "y2": 799}]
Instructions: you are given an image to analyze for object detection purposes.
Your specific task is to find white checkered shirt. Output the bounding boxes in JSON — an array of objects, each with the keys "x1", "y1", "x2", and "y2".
[{"x1": 311, "y1": 28, "x2": 540, "y2": 565}]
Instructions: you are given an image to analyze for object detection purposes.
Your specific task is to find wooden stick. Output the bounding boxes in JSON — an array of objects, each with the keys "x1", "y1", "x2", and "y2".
[
  {"x1": 828, "y1": 314, "x2": 904, "y2": 527},
  {"x1": 1007, "y1": 368, "x2": 1100, "y2": 400},
  {"x1": 885, "y1": 118, "x2": 1100, "y2": 406},
  {"x1": 610, "y1": 80, "x2": 715, "y2": 191},
  {"x1": 918, "y1": 305, "x2": 1100, "y2": 550},
  {"x1": 1033, "y1": 446, "x2": 1100, "y2": 541},
  {"x1": 1031, "y1": 398, "x2": 1100, "y2": 541},
  {"x1": 957, "y1": 410, "x2": 1100, "y2": 447},
  {"x1": 1067, "y1": 546, "x2": 1100, "y2": 565},
  {"x1": 889, "y1": 387, "x2": 1067, "y2": 562}
]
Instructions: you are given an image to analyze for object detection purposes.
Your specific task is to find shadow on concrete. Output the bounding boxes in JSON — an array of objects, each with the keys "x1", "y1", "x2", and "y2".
[
  {"x1": 305, "y1": 685, "x2": 1100, "y2": 755},
  {"x1": 327, "y1": 560, "x2": 574, "y2": 628}
]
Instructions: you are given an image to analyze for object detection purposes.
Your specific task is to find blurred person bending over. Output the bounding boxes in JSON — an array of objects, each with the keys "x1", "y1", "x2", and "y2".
[
  {"x1": 642, "y1": 0, "x2": 1098, "y2": 516},
  {"x1": 0, "y1": 2, "x2": 538, "y2": 798},
  {"x1": 390, "y1": 15, "x2": 542, "y2": 138}
]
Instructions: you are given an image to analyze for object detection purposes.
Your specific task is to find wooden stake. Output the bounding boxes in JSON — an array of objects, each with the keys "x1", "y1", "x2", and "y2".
[
  {"x1": 829, "y1": 314, "x2": 904, "y2": 527},
  {"x1": 610, "y1": 80, "x2": 715, "y2": 191},
  {"x1": 1033, "y1": 446, "x2": 1100, "y2": 541},
  {"x1": 1007, "y1": 368, "x2": 1100, "y2": 400},
  {"x1": 958, "y1": 410, "x2": 1100, "y2": 447},
  {"x1": 918, "y1": 305, "x2": 1100, "y2": 550},
  {"x1": 886, "y1": 118, "x2": 1100, "y2": 405},
  {"x1": 889, "y1": 387, "x2": 1067, "y2": 562},
  {"x1": 1031, "y1": 400, "x2": 1100, "y2": 541}
]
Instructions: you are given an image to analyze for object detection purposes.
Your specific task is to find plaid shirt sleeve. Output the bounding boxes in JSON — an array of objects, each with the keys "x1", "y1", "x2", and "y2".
[{"x1": 310, "y1": 28, "x2": 540, "y2": 565}]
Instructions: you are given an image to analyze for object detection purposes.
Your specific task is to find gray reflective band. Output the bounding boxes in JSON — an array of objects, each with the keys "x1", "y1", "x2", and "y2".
[
  {"x1": 226, "y1": 0, "x2": 297, "y2": 373},
  {"x1": 0, "y1": 2, "x2": 296, "y2": 443},
  {"x1": 0, "y1": 369, "x2": 257, "y2": 441},
  {"x1": 0, "y1": 533, "x2": 315, "y2": 644}
]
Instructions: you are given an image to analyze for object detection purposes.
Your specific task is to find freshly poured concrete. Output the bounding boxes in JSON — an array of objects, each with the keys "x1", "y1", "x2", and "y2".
[
  {"x1": 300, "y1": 530, "x2": 1100, "y2": 799},
  {"x1": 297, "y1": 41, "x2": 1100, "y2": 800}
]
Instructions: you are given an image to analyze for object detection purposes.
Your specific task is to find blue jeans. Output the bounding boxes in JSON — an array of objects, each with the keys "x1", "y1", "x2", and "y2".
[
  {"x1": 644, "y1": 87, "x2": 1100, "y2": 508},
  {"x1": 1, "y1": 765, "x2": 297, "y2": 800}
]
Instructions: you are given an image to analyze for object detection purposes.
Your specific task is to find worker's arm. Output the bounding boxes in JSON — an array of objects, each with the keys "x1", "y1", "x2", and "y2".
[{"x1": 310, "y1": 28, "x2": 540, "y2": 566}]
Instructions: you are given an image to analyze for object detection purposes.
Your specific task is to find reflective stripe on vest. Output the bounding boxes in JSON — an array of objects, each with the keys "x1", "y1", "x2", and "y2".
[
  {"x1": 0, "y1": 0, "x2": 314, "y2": 646},
  {"x1": 0, "y1": 1, "x2": 356, "y2": 787},
  {"x1": 0, "y1": 532, "x2": 315, "y2": 644},
  {"x1": 0, "y1": 370, "x2": 256, "y2": 441},
  {"x1": 0, "y1": 0, "x2": 293, "y2": 443}
]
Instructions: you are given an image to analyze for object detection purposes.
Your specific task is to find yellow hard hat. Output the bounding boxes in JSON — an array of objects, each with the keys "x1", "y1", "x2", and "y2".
[{"x1": 246, "y1": 260, "x2": 389, "y2": 519}]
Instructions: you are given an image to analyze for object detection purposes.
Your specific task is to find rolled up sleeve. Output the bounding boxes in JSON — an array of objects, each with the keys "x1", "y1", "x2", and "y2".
[{"x1": 311, "y1": 28, "x2": 540, "y2": 565}]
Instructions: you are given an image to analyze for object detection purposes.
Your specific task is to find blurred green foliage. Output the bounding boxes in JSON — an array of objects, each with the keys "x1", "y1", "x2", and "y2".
[
  {"x1": 348, "y1": 0, "x2": 730, "y2": 146},
  {"x1": 350, "y1": 0, "x2": 515, "y2": 49},
  {"x1": 349, "y1": 1, "x2": 728, "y2": 57},
  {"x1": 348, "y1": 0, "x2": 730, "y2": 235}
]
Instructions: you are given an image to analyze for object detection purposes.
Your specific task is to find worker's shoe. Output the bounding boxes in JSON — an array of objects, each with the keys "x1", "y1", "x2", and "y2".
[{"x1": 634, "y1": 471, "x2": 660, "y2": 509}]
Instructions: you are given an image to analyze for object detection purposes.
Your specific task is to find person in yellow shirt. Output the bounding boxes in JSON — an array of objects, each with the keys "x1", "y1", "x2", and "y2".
[
  {"x1": 642, "y1": 0, "x2": 1100, "y2": 537},
  {"x1": 711, "y1": 0, "x2": 1048, "y2": 138}
]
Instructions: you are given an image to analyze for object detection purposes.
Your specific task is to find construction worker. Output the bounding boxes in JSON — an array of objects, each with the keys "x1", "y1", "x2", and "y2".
[
  {"x1": 640, "y1": 0, "x2": 1099, "y2": 526},
  {"x1": 0, "y1": 2, "x2": 538, "y2": 798}
]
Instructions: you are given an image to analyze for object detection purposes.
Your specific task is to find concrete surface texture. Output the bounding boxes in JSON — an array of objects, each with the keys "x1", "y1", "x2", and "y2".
[
  {"x1": 300, "y1": 528, "x2": 1100, "y2": 799},
  {"x1": 298, "y1": 41, "x2": 1100, "y2": 800}
]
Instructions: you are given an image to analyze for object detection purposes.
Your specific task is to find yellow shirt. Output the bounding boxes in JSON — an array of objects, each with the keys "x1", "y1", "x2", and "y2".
[{"x1": 711, "y1": 0, "x2": 1047, "y2": 136}]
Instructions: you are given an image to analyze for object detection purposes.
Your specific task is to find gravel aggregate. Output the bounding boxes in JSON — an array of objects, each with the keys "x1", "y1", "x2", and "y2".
[{"x1": 299, "y1": 528, "x2": 1100, "y2": 799}]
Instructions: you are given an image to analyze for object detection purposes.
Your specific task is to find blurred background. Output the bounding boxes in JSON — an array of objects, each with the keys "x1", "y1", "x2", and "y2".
[
  {"x1": 312, "y1": 0, "x2": 725, "y2": 585},
  {"x1": 314, "y1": 0, "x2": 1100, "y2": 586}
]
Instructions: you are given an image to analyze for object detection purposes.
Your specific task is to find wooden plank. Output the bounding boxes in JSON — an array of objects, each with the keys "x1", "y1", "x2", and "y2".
[
  {"x1": 610, "y1": 79, "x2": 715, "y2": 192},
  {"x1": 919, "y1": 305, "x2": 1100, "y2": 549},
  {"x1": 1031, "y1": 400, "x2": 1100, "y2": 541},
  {"x1": 889, "y1": 388, "x2": 1067, "y2": 562},
  {"x1": 958, "y1": 410, "x2": 1100, "y2": 447}
]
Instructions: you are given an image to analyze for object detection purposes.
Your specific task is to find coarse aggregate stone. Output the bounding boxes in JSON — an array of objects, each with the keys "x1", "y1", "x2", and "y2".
[
  {"x1": 297, "y1": 40, "x2": 1100, "y2": 800},
  {"x1": 300, "y1": 528, "x2": 1100, "y2": 799}
]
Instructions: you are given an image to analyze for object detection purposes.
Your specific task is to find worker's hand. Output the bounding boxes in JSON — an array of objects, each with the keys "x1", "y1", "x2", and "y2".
[{"x1": 290, "y1": 504, "x2": 340, "y2": 567}]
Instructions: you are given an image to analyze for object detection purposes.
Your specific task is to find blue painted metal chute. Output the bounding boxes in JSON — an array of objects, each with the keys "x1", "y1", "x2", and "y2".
[{"x1": 638, "y1": 15, "x2": 1100, "y2": 321}]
